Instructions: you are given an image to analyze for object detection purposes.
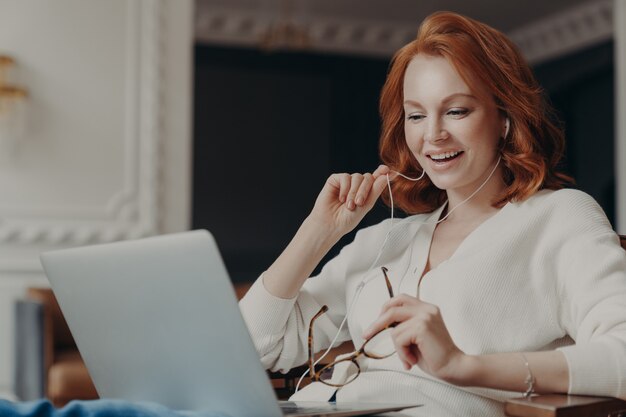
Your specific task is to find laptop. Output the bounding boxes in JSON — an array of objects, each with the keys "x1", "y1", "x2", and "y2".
[{"x1": 40, "y1": 230, "x2": 420, "y2": 417}]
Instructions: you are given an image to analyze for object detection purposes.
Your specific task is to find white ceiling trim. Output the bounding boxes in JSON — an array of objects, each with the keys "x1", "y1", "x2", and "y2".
[
  {"x1": 195, "y1": 0, "x2": 613, "y2": 64},
  {"x1": 194, "y1": 5, "x2": 416, "y2": 57},
  {"x1": 509, "y1": 0, "x2": 613, "y2": 64}
]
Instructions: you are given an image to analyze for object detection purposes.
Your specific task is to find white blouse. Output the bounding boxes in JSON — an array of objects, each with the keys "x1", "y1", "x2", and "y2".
[{"x1": 240, "y1": 189, "x2": 626, "y2": 417}]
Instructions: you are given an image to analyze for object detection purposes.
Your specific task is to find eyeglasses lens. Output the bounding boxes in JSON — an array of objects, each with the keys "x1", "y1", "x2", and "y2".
[
  {"x1": 362, "y1": 328, "x2": 395, "y2": 359},
  {"x1": 318, "y1": 359, "x2": 359, "y2": 386}
]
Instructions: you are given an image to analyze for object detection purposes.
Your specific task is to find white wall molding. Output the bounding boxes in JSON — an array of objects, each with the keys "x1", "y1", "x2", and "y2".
[
  {"x1": 194, "y1": 5, "x2": 416, "y2": 58},
  {"x1": 0, "y1": 0, "x2": 192, "y2": 397},
  {"x1": 508, "y1": 0, "x2": 613, "y2": 64},
  {"x1": 195, "y1": 0, "x2": 614, "y2": 64},
  {"x1": 0, "y1": 0, "x2": 165, "y2": 248}
]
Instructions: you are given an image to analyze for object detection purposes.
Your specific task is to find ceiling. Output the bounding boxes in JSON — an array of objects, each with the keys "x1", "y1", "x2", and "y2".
[
  {"x1": 195, "y1": 0, "x2": 613, "y2": 63},
  {"x1": 199, "y1": 0, "x2": 600, "y2": 33}
]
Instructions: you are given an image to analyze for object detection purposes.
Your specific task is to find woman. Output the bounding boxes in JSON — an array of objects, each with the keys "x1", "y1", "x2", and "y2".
[{"x1": 240, "y1": 11, "x2": 626, "y2": 417}]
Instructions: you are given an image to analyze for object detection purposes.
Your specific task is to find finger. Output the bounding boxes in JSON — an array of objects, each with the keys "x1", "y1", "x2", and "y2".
[
  {"x1": 397, "y1": 346, "x2": 417, "y2": 370},
  {"x1": 372, "y1": 164, "x2": 391, "y2": 178},
  {"x1": 362, "y1": 174, "x2": 389, "y2": 210},
  {"x1": 354, "y1": 173, "x2": 374, "y2": 206},
  {"x1": 380, "y1": 294, "x2": 419, "y2": 314},
  {"x1": 373, "y1": 164, "x2": 399, "y2": 182},
  {"x1": 336, "y1": 173, "x2": 350, "y2": 203},
  {"x1": 346, "y1": 174, "x2": 364, "y2": 210},
  {"x1": 362, "y1": 305, "x2": 413, "y2": 339},
  {"x1": 393, "y1": 325, "x2": 419, "y2": 368},
  {"x1": 388, "y1": 325, "x2": 415, "y2": 369},
  {"x1": 395, "y1": 345, "x2": 412, "y2": 370}
]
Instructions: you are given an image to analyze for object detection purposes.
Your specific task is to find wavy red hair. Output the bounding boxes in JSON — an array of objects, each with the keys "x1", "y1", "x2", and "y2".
[{"x1": 379, "y1": 11, "x2": 572, "y2": 214}]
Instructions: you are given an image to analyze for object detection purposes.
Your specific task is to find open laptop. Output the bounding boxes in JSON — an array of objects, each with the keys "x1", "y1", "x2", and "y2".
[{"x1": 40, "y1": 230, "x2": 420, "y2": 417}]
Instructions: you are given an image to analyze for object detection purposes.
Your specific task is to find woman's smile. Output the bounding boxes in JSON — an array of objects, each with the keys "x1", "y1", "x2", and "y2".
[{"x1": 425, "y1": 150, "x2": 465, "y2": 171}]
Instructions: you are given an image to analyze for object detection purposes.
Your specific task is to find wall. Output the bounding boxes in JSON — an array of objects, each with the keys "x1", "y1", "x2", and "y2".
[
  {"x1": 534, "y1": 41, "x2": 615, "y2": 224},
  {"x1": 0, "y1": 0, "x2": 193, "y2": 397},
  {"x1": 193, "y1": 46, "x2": 391, "y2": 282}
]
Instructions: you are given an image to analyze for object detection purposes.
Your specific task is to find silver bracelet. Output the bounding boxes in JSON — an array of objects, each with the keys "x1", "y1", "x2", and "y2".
[{"x1": 520, "y1": 353, "x2": 535, "y2": 398}]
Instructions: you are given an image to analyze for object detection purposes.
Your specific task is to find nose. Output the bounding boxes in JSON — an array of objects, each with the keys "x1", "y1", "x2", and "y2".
[{"x1": 424, "y1": 118, "x2": 449, "y2": 143}]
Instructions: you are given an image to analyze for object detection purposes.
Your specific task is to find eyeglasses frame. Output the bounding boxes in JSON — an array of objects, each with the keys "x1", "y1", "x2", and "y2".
[{"x1": 307, "y1": 266, "x2": 397, "y2": 388}]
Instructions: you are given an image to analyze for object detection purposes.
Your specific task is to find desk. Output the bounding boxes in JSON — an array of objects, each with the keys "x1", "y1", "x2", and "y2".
[{"x1": 505, "y1": 395, "x2": 626, "y2": 417}]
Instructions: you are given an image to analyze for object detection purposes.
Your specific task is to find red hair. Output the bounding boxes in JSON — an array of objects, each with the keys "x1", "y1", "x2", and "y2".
[{"x1": 379, "y1": 11, "x2": 572, "y2": 214}]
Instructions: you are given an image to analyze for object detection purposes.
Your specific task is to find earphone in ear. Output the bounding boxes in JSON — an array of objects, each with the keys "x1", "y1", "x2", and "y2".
[{"x1": 504, "y1": 117, "x2": 510, "y2": 139}]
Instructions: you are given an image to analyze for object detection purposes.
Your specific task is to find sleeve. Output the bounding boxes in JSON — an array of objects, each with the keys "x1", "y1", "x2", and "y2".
[
  {"x1": 238, "y1": 220, "x2": 391, "y2": 373},
  {"x1": 554, "y1": 192, "x2": 626, "y2": 399},
  {"x1": 0, "y1": 399, "x2": 223, "y2": 417}
]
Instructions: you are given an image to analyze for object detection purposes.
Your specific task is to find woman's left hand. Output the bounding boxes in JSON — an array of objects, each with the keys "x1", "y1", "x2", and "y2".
[{"x1": 362, "y1": 294, "x2": 469, "y2": 384}]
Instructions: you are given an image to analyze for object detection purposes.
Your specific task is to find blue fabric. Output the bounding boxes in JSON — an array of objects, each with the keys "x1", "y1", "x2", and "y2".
[{"x1": 0, "y1": 399, "x2": 226, "y2": 417}]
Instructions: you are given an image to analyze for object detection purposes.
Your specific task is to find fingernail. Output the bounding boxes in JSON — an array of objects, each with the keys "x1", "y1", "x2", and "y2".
[
  {"x1": 348, "y1": 200, "x2": 355, "y2": 210},
  {"x1": 355, "y1": 196, "x2": 363, "y2": 205},
  {"x1": 340, "y1": 195, "x2": 345, "y2": 203}
]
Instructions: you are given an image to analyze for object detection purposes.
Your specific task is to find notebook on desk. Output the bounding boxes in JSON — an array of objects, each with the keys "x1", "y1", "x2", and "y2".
[{"x1": 40, "y1": 230, "x2": 421, "y2": 417}]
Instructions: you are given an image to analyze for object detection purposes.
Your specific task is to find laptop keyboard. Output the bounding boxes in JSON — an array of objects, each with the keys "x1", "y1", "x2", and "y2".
[{"x1": 280, "y1": 401, "x2": 342, "y2": 415}]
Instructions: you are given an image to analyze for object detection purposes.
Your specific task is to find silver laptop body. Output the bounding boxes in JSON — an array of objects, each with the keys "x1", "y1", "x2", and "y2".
[{"x1": 40, "y1": 230, "x2": 420, "y2": 417}]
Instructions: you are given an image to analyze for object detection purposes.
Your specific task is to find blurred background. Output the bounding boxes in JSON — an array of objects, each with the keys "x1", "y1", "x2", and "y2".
[
  {"x1": 193, "y1": 0, "x2": 617, "y2": 282},
  {"x1": 0, "y1": 0, "x2": 622, "y2": 402}
]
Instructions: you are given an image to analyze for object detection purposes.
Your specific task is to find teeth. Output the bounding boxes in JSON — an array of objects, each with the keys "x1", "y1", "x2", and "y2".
[{"x1": 430, "y1": 151, "x2": 461, "y2": 160}]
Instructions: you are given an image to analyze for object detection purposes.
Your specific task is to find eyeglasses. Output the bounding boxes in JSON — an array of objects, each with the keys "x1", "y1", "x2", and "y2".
[{"x1": 307, "y1": 266, "x2": 397, "y2": 388}]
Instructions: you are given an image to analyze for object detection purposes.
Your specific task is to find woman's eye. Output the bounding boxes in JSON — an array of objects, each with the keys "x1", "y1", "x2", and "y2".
[
  {"x1": 407, "y1": 114, "x2": 425, "y2": 121},
  {"x1": 447, "y1": 108, "x2": 468, "y2": 117}
]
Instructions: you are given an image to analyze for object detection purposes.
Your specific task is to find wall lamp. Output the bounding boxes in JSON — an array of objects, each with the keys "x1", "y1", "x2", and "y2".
[{"x1": 0, "y1": 55, "x2": 28, "y2": 159}]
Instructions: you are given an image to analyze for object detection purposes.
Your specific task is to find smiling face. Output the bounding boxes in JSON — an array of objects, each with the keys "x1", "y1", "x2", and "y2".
[{"x1": 403, "y1": 54, "x2": 506, "y2": 200}]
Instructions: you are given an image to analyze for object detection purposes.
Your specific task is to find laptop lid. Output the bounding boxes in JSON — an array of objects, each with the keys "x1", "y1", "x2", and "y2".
[
  {"x1": 41, "y1": 230, "x2": 421, "y2": 417},
  {"x1": 40, "y1": 230, "x2": 283, "y2": 417}
]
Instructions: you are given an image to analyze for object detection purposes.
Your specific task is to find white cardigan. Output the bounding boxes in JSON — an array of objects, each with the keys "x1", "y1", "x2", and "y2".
[{"x1": 239, "y1": 189, "x2": 626, "y2": 417}]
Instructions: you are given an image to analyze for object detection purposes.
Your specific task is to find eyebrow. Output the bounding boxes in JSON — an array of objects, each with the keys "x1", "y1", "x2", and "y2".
[{"x1": 403, "y1": 93, "x2": 477, "y2": 107}]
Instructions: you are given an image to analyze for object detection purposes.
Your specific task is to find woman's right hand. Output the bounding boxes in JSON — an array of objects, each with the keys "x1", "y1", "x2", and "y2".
[
  {"x1": 261, "y1": 165, "x2": 393, "y2": 299},
  {"x1": 307, "y1": 165, "x2": 393, "y2": 239}
]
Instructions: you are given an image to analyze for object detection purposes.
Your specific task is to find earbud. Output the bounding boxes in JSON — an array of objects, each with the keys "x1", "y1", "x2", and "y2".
[{"x1": 504, "y1": 117, "x2": 510, "y2": 139}]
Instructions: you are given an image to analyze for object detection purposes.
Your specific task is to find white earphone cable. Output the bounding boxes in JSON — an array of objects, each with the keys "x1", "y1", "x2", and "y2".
[{"x1": 294, "y1": 155, "x2": 501, "y2": 392}]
